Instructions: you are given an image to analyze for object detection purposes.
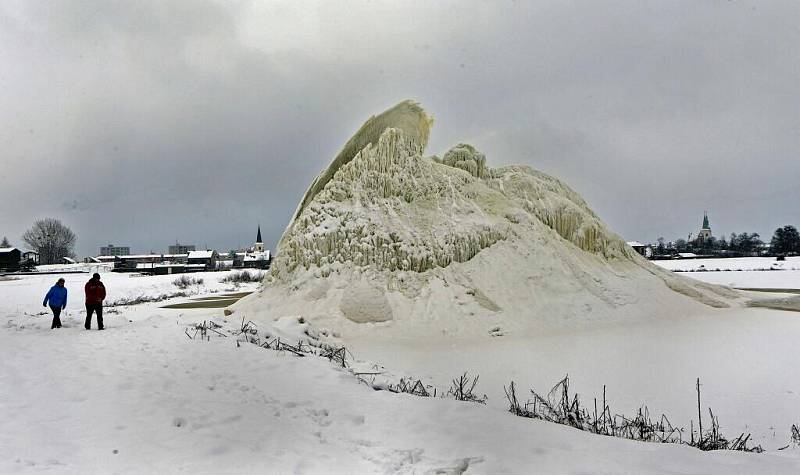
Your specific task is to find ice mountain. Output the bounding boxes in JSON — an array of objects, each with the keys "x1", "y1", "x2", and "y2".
[{"x1": 236, "y1": 101, "x2": 739, "y2": 338}]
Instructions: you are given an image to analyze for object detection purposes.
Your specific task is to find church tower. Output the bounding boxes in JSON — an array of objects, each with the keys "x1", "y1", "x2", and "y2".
[
  {"x1": 697, "y1": 211, "x2": 712, "y2": 242},
  {"x1": 253, "y1": 225, "x2": 264, "y2": 253}
]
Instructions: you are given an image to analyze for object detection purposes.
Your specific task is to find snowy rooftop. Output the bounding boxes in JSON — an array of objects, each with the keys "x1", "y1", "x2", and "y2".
[
  {"x1": 0, "y1": 247, "x2": 18, "y2": 253},
  {"x1": 135, "y1": 263, "x2": 207, "y2": 269},
  {"x1": 98, "y1": 254, "x2": 190, "y2": 260},
  {"x1": 187, "y1": 250, "x2": 215, "y2": 259},
  {"x1": 626, "y1": 241, "x2": 646, "y2": 247},
  {"x1": 136, "y1": 263, "x2": 184, "y2": 269},
  {"x1": 243, "y1": 251, "x2": 270, "y2": 261}
]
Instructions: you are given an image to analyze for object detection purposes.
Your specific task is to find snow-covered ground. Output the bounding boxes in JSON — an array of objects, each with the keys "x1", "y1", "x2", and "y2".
[
  {"x1": 0, "y1": 267, "x2": 253, "y2": 318},
  {"x1": 343, "y1": 258, "x2": 800, "y2": 458},
  {"x1": 349, "y1": 307, "x2": 800, "y2": 448},
  {"x1": 653, "y1": 257, "x2": 800, "y2": 289},
  {"x1": 2, "y1": 265, "x2": 800, "y2": 473}
]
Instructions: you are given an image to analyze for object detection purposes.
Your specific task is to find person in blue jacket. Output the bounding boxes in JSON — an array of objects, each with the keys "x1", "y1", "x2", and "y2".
[{"x1": 43, "y1": 278, "x2": 67, "y2": 329}]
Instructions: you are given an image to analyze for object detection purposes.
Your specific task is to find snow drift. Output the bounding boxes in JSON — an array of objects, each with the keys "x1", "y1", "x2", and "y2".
[{"x1": 235, "y1": 100, "x2": 739, "y2": 338}]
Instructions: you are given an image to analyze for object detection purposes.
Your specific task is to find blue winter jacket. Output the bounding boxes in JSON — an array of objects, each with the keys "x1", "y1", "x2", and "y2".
[{"x1": 43, "y1": 285, "x2": 68, "y2": 309}]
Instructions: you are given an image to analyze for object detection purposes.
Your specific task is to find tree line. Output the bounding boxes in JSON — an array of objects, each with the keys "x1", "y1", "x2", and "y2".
[{"x1": 652, "y1": 225, "x2": 799, "y2": 257}]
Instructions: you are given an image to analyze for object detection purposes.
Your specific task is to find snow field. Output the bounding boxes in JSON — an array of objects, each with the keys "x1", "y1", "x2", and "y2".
[
  {"x1": 3, "y1": 300, "x2": 800, "y2": 474},
  {"x1": 653, "y1": 257, "x2": 800, "y2": 290},
  {"x1": 0, "y1": 268, "x2": 257, "y2": 319},
  {"x1": 349, "y1": 307, "x2": 800, "y2": 451},
  {"x1": 654, "y1": 256, "x2": 800, "y2": 273},
  {"x1": 1, "y1": 266, "x2": 799, "y2": 473}
]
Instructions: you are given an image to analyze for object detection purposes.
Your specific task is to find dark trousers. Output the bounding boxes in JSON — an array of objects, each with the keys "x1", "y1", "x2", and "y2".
[
  {"x1": 50, "y1": 306, "x2": 62, "y2": 329},
  {"x1": 85, "y1": 303, "x2": 103, "y2": 330}
]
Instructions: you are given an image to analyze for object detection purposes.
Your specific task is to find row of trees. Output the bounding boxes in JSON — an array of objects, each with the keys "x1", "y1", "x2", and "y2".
[
  {"x1": 3, "y1": 218, "x2": 77, "y2": 265},
  {"x1": 653, "y1": 225, "x2": 799, "y2": 257}
]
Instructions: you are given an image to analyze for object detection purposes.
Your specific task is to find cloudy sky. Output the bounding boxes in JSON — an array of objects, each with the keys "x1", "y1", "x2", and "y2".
[{"x1": 1, "y1": 0, "x2": 798, "y2": 256}]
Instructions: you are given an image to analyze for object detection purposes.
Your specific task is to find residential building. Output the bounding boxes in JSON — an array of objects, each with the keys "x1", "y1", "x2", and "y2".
[
  {"x1": 111, "y1": 253, "x2": 189, "y2": 272},
  {"x1": 0, "y1": 247, "x2": 21, "y2": 272},
  {"x1": 233, "y1": 250, "x2": 271, "y2": 269},
  {"x1": 187, "y1": 250, "x2": 218, "y2": 270},
  {"x1": 100, "y1": 244, "x2": 130, "y2": 256},
  {"x1": 626, "y1": 241, "x2": 652, "y2": 258},
  {"x1": 168, "y1": 243, "x2": 196, "y2": 254},
  {"x1": 22, "y1": 251, "x2": 39, "y2": 265}
]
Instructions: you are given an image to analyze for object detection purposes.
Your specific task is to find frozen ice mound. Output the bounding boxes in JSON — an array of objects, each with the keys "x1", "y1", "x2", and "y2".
[{"x1": 235, "y1": 101, "x2": 740, "y2": 338}]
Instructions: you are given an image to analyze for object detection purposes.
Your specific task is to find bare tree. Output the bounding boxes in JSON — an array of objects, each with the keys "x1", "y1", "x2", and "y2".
[
  {"x1": 22, "y1": 218, "x2": 76, "y2": 264},
  {"x1": 0, "y1": 236, "x2": 10, "y2": 247}
]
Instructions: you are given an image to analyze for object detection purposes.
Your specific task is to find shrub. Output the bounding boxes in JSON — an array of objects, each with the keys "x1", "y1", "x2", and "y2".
[
  {"x1": 109, "y1": 291, "x2": 189, "y2": 307},
  {"x1": 173, "y1": 275, "x2": 204, "y2": 289},
  {"x1": 220, "y1": 270, "x2": 265, "y2": 284}
]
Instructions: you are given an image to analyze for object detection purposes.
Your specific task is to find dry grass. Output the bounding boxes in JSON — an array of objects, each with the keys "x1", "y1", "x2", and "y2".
[
  {"x1": 219, "y1": 270, "x2": 265, "y2": 284},
  {"x1": 172, "y1": 275, "x2": 204, "y2": 289}
]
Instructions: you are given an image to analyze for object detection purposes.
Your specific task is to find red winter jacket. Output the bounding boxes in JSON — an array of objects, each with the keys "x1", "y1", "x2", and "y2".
[{"x1": 85, "y1": 279, "x2": 106, "y2": 305}]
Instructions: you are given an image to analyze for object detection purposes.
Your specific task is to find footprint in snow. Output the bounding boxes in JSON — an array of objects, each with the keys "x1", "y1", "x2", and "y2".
[
  {"x1": 308, "y1": 408, "x2": 332, "y2": 426},
  {"x1": 347, "y1": 414, "x2": 365, "y2": 425}
]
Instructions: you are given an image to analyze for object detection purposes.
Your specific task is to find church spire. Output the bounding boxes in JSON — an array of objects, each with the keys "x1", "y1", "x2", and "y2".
[
  {"x1": 702, "y1": 211, "x2": 710, "y2": 230},
  {"x1": 256, "y1": 224, "x2": 262, "y2": 244}
]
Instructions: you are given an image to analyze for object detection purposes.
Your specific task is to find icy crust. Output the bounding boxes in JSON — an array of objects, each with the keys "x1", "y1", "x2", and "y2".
[
  {"x1": 487, "y1": 165, "x2": 634, "y2": 257},
  {"x1": 271, "y1": 128, "x2": 511, "y2": 278},
  {"x1": 435, "y1": 143, "x2": 489, "y2": 178},
  {"x1": 281, "y1": 100, "x2": 432, "y2": 250},
  {"x1": 272, "y1": 126, "x2": 636, "y2": 281}
]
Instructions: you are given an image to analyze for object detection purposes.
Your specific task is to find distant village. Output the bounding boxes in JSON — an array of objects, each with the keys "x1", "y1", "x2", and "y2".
[
  {"x1": 627, "y1": 212, "x2": 799, "y2": 260},
  {"x1": 0, "y1": 226, "x2": 271, "y2": 274},
  {"x1": 3, "y1": 215, "x2": 798, "y2": 274}
]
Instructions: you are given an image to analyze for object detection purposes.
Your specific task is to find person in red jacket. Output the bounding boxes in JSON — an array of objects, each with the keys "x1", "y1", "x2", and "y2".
[{"x1": 84, "y1": 273, "x2": 106, "y2": 330}]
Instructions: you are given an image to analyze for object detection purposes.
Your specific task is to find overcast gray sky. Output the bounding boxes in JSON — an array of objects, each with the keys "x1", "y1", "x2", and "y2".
[{"x1": 1, "y1": 0, "x2": 798, "y2": 256}]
